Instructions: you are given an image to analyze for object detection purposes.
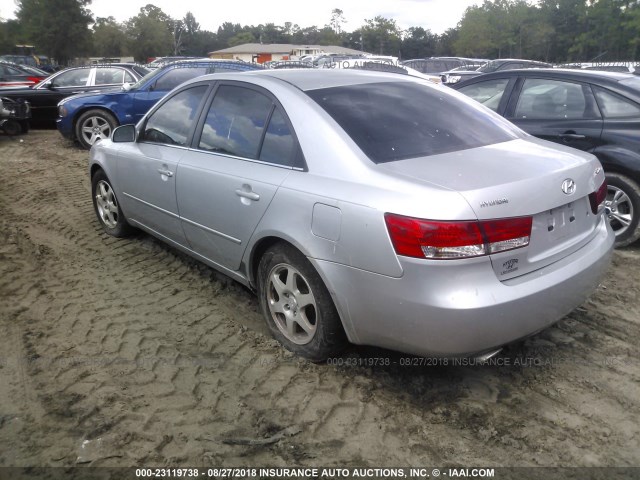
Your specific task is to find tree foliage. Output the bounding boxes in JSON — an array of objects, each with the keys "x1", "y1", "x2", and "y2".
[
  {"x1": 15, "y1": 0, "x2": 93, "y2": 64},
  {"x1": 125, "y1": 4, "x2": 173, "y2": 62},
  {"x1": 2, "y1": 0, "x2": 640, "y2": 64}
]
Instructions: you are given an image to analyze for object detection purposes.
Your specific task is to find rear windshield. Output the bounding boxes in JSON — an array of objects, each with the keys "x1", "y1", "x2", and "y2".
[{"x1": 306, "y1": 81, "x2": 521, "y2": 163}]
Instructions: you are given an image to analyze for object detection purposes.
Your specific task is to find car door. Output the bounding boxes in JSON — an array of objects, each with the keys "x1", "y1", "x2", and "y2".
[
  {"x1": 92, "y1": 66, "x2": 135, "y2": 90},
  {"x1": 176, "y1": 82, "x2": 295, "y2": 272},
  {"x1": 132, "y1": 66, "x2": 210, "y2": 124},
  {"x1": 505, "y1": 76, "x2": 604, "y2": 152},
  {"x1": 118, "y1": 83, "x2": 210, "y2": 246},
  {"x1": 29, "y1": 68, "x2": 93, "y2": 121}
]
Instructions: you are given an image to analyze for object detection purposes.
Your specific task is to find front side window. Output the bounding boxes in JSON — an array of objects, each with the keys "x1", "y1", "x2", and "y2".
[
  {"x1": 514, "y1": 78, "x2": 599, "y2": 120},
  {"x1": 142, "y1": 85, "x2": 208, "y2": 146},
  {"x1": 198, "y1": 85, "x2": 273, "y2": 159},
  {"x1": 593, "y1": 86, "x2": 640, "y2": 118},
  {"x1": 52, "y1": 69, "x2": 90, "y2": 87},
  {"x1": 458, "y1": 78, "x2": 510, "y2": 112},
  {"x1": 307, "y1": 81, "x2": 521, "y2": 164}
]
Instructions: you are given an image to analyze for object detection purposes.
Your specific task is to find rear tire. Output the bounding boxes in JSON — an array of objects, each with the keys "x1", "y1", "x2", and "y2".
[
  {"x1": 605, "y1": 173, "x2": 640, "y2": 247},
  {"x1": 257, "y1": 243, "x2": 347, "y2": 362}
]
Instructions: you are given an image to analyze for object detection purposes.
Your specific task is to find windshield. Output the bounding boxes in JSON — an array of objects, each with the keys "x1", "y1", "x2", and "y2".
[
  {"x1": 477, "y1": 60, "x2": 502, "y2": 73},
  {"x1": 307, "y1": 81, "x2": 521, "y2": 163},
  {"x1": 128, "y1": 68, "x2": 163, "y2": 90}
]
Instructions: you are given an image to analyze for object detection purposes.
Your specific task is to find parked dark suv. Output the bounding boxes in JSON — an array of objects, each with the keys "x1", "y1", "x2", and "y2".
[{"x1": 454, "y1": 68, "x2": 640, "y2": 246}]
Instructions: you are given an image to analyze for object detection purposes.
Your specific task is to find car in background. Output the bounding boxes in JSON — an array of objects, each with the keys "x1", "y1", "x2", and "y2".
[
  {"x1": 440, "y1": 64, "x2": 484, "y2": 85},
  {"x1": 401, "y1": 57, "x2": 485, "y2": 76},
  {"x1": 453, "y1": 68, "x2": 640, "y2": 246},
  {"x1": 0, "y1": 60, "x2": 48, "y2": 87},
  {"x1": 560, "y1": 62, "x2": 640, "y2": 75},
  {"x1": 329, "y1": 58, "x2": 441, "y2": 83},
  {"x1": 444, "y1": 58, "x2": 552, "y2": 85},
  {"x1": 57, "y1": 59, "x2": 264, "y2": 149},
  {"x1": 268, "y1": 60, "x2": 315, "y2": 69},
  {"x1": 145, "y1": 56, "x2": 204, "y2": 69},
  {"x1": 88, "y1": 69, "x2": 613, "y2": 361},
  {"x1": 0, "y1": 64, "x2": 150, "y2": 127},
  {"x1": 0, "y1": 95, "x2": 31, "y2": 135}
]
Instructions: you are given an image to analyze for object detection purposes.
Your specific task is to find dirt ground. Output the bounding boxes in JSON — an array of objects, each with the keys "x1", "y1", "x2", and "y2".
[{"x1": 1, "y1": 130, "x2": 639, "y2": 470}]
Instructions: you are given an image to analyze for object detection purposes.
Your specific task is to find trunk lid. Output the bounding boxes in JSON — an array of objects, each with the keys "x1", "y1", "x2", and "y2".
[{"x1": 379, "y1": 137, "x2": 606, "y2": 280}]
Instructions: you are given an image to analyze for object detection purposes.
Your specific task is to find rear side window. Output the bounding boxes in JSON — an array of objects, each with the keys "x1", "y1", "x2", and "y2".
[
  {"x1": 259, "y1": 108, "x2": 295, "y2": 165},
  {"x1": 307, "y1": 81, "x2": 520, "y2": 163},
  {"x1": 593, "y1": 86, "x2": 640, "y2": 118},
  {"x1": 199, "y1": 85, "x2": 273, "y2": 159},
  {"x1": 514, "y1": 78, "x2": 599, "y2": 120},
  {"x1": 154, "y1": 66, "x2": 209, "y2": 91},
  {"x1": 142, "y1": 85, "x2": 208, "y2": 146},
  {"x1": 94, "y1": 68, "x2": 124, "y2": 85}
]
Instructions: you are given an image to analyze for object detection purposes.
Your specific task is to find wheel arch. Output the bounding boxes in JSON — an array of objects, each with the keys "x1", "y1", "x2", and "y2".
[
  {"x1": 247, "y1": 234, "x2": 357, "y2": 343},
  {"x1": 593, "y1": 147, "x2": 640, "y2": 186},
  {"x1": 72, "y1": 105, "x2": 120, "y2": 139}
]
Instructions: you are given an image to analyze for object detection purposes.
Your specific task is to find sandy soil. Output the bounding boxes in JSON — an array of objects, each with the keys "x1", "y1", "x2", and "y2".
[{"x1": 1, "y1": 130, "x2": 639, "y2": 469}]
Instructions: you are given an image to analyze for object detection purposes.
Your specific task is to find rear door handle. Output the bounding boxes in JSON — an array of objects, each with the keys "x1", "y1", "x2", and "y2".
[
  {"x1": 157, "y1": 168, "x2": 173, "y2": 177},
  {"x1": 235, "y1": 189, "x2": 260, "y2": 201}
]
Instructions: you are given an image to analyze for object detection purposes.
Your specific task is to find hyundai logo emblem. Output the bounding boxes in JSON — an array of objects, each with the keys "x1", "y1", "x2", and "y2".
[{"x1": 562, "y1": 178, "x2": 576, "y2": 195}]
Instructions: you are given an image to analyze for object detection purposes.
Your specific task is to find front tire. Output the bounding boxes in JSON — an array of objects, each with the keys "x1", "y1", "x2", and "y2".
[
  {"x1": 91, "y1": 170, "x2": 133, "y2": 237},
  {"x1": 257, "y1": 243, "x2": 347, "y2": 362},
  {"x1": 76, "y1": 109, "x2": 118, "y2": 150},
  {"x1": 605, "y1": 173, "x2": 640, "y2": 247}
]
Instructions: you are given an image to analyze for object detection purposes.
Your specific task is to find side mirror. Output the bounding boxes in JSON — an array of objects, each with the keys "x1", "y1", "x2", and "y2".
[
  {"x1": 112, "y1": 124, "x2": 136, "y2": 143},
  {"x1": 45, "y1": 81, "x2": 55, "y2": 90}
]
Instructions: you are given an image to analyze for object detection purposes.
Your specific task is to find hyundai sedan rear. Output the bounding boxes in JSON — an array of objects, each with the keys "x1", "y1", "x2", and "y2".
[{"x1": 88, "y1": 69, "x2": 614, "y2": 361}]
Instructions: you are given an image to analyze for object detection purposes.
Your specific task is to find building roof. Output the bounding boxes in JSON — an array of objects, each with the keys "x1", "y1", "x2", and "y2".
[{"x1": 208, "y1": 43, "x2": 366, "y2": 56}]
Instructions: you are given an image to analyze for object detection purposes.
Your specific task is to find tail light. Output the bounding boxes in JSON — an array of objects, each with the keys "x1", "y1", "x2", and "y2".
[
  {"x1": 26, "y1": 76, "x2": 43, "y2": 84},
  {"x1": 589, "y1": 179, "x2": 607, "y2": 214},
  {"x1": 384, "y1": 213, "x2": 532, "y2": 260}
]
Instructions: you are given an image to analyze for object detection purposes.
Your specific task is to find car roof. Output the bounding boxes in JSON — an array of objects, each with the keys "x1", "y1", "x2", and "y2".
[
  {"x1": 461, "y1": 67, "x2": 633, "y2": 82},
  {"x1": 195, "y1": 68, "x2": 422, "y2": 92}
]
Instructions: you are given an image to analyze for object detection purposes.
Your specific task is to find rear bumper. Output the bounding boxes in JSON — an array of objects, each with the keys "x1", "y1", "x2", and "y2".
[{"x1": 312, "y1": 216, "x2": 614, "y2": 357}]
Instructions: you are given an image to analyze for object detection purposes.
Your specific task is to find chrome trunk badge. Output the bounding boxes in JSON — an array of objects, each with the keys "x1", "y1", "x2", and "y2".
[{"x1": 562, "y1": 178, "x2": 576, "y2": 195}]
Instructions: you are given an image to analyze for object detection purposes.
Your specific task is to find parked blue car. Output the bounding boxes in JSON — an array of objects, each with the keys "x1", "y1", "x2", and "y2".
[{"x1": 56, "y1": 59, "x2": 264, "y2": 149}]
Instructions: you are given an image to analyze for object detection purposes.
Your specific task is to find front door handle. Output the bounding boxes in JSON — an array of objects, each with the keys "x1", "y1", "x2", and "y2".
[
  {"x1": 157, "y1": 168, "x2": 173, "y2": 177},
  {"x1": 235, "y1": 189, "x2": 260, "y2": 201},
  {"x1": 559, "y1": 132, "x2": 586, "y2": 141}
]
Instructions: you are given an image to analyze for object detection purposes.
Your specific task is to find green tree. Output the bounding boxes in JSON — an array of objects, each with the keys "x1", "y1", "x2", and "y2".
[
  {"x1": 92, "y1": 17, "x2": 127, "y2": 57},
  {"x1": 361, "y1": 16, "x2": 402, "y2": 55},
  {"x1": 400, "y1": 27, "x2": 437, "y2": 59},
  {"x1": 16, "y1": 0, "x2": 93, "y2": 64},
  {"x1": 228, "y1": 31, "x2": 255, "y2": 46},
  {"x1": 0, "y1": 19, "x2": 23, "y2": 53},
  {"x1": 125, "y1": 4, "x2": 173, "y2": 62},
  {"x1": 330, "y1": 8, "x2": 346, "y2": 35}
]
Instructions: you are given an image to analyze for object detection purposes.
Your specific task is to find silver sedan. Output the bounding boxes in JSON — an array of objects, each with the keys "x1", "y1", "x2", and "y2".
[{"x1": 89, "y1": 69, "x2": 614, "y2": 361}]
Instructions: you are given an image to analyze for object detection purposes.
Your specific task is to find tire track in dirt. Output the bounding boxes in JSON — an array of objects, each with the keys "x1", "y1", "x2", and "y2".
[{"x1": 1, "y1": 131, "x2": 639, "y2": 469}]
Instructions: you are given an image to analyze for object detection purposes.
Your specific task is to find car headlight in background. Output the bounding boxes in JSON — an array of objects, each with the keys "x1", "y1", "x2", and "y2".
[{"x1": 446, "y1": 75, "x2": 462, "y2": 84}]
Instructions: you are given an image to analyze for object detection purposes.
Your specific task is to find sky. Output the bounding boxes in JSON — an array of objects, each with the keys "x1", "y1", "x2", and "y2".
[{"x1": 0, "y1": 0, "x2": 484, "y2": 35}]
